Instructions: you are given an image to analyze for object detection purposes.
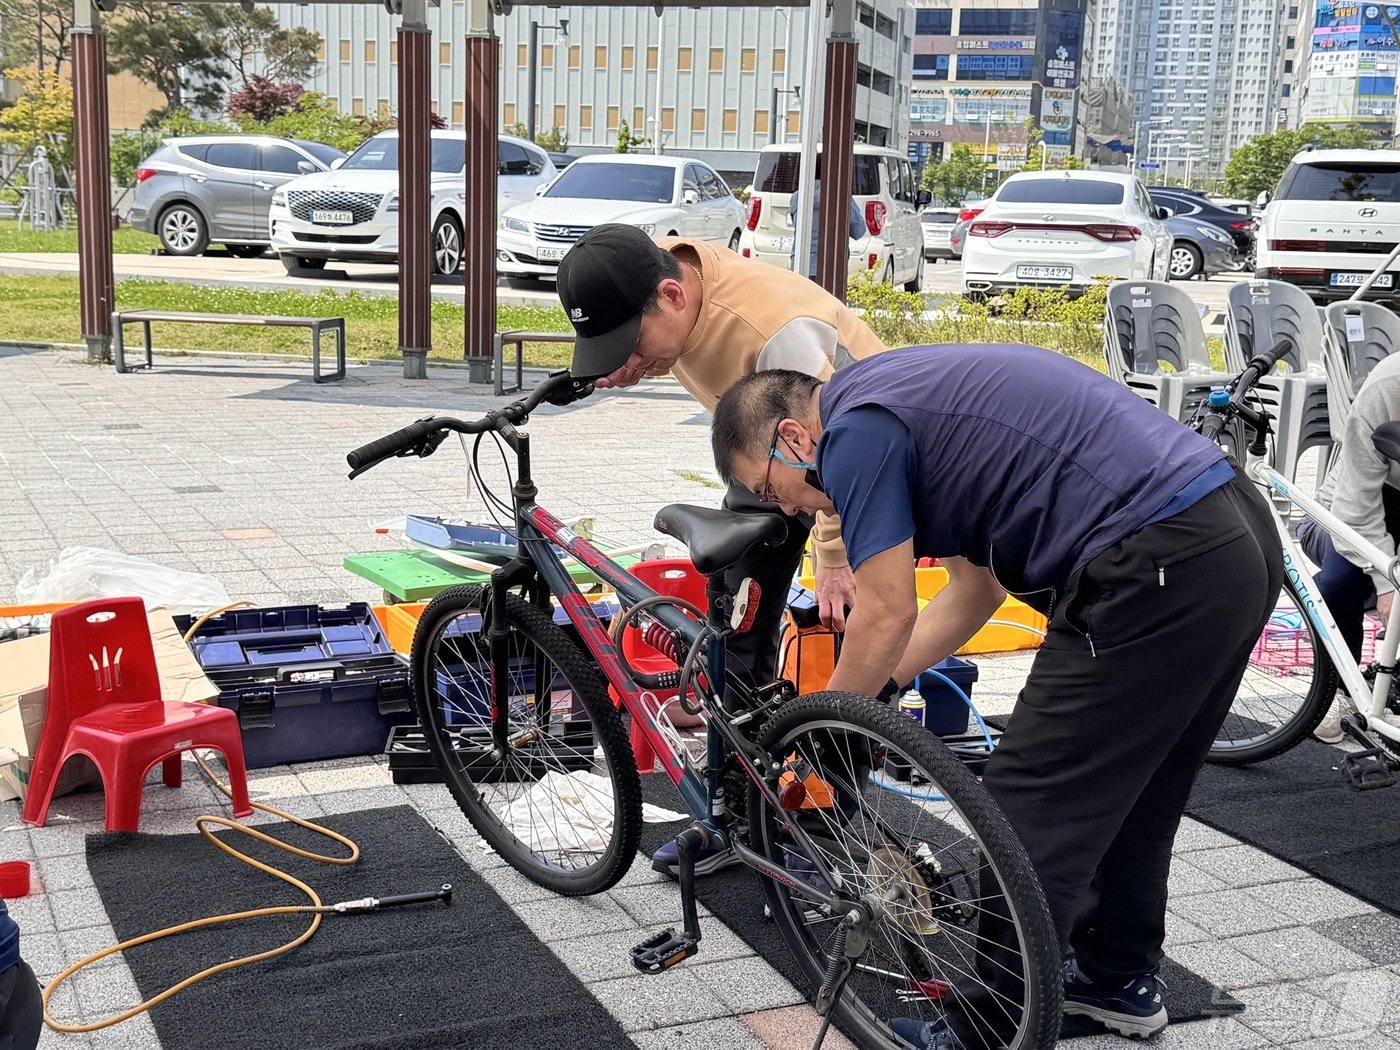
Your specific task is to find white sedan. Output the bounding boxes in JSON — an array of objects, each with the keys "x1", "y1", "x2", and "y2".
[
  {"x1": 497, "y1": 154, "x2": 746, "y2": 281},
  {"x1": 961, "y1": 171, "x2": 1171, "y2": 296}
]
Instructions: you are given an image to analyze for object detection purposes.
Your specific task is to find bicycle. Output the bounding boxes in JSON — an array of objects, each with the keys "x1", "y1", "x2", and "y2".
[
  {"x1": 346, "y1": 370, "x2": 1061, "y2": 1050},
  {"x1": 1192, "y1": 344, "x2": 1400, "y2": 789}
]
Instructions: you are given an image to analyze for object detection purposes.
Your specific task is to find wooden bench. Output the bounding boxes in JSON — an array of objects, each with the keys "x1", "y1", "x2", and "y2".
[
  {"x1": 112, "y1": 310, "x2": 346, "y2": 383},
  {"x1": 492, "y1": 330, "x2": 575, "y2": 395}
]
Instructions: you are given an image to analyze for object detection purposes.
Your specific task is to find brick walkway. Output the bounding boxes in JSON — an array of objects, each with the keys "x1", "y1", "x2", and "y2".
[{"x1": 2, "y1": 347, "x2": 1398, "y2": 1049}]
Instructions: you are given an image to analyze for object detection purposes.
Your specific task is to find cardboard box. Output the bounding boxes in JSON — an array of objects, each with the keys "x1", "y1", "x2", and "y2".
[{"x1": 0, "y1": 606, "x2": 220, "y2": 801}]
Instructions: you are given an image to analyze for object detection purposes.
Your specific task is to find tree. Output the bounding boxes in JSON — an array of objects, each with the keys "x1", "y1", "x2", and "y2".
[
  {"x1": 107, "y1": 2, "x2": 226, "y2": 123},
  {"x1": 503, "y1": 120, "x2": 567, "y2": 151},
  {"x1": 0, "y1": 0, "x2": 74, "y2": 72},
  {"x1": 248, "y1": 91, "x2": 368, "y2": 152},
  {"x1": 1020, "y1": 143, "x2": 1086, "y2": 173},
  {"x1": 614, "y1": 118, "x2": 649, "y2": 154},
  {"x1": 227, "y1": 76, "x2": 304, "y2": 125},
  {"x1": 919, "y1": 143, "x2": 987, "y2": 206},
  {"x1": 1224, "y1": 123, "x2": 1380, "y2": 199},
  {"x1": 0, "y1": 66, "x2": 73, "y2": 182},
  {"x1": 201, "y1": 5, "x2": 321, "y2": 89}
]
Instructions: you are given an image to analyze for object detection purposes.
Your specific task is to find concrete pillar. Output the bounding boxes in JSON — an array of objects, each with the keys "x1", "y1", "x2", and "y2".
[
  {"x1": 71, "y1": 0, "x2": 113, "y2": 363},
  {"x1": 397, "y1": 0, "x2": 432, "y2": 380}
]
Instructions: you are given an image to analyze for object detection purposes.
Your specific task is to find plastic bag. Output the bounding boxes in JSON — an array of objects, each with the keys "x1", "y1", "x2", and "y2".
[{"x1": 15, "y1": 547, "x2": 234, "y2": 616}]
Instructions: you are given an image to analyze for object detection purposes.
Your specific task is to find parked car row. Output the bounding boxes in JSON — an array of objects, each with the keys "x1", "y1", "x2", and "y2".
[{"x1": 132, "y1": 130, "x2": 1261, "y2": 296}]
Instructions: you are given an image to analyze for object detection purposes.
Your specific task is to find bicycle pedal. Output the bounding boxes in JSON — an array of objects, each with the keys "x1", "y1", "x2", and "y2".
[
  {"x1": 630, "y1": 928, "x2": 700, "y2": 974},
  {"x1": 1341, "y1": 747, "x2": 1398, "y2": 791}
]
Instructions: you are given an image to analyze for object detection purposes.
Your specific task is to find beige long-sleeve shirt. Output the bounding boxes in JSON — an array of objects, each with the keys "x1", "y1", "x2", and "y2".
[{"x1": 658, "y1": 237, "x2": 889, "y2": 567}]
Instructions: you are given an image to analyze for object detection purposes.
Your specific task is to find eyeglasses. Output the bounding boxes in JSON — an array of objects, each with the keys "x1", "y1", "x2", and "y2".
[{"x1": 759, "y1": 419, "x2": 782, "y2": 504}]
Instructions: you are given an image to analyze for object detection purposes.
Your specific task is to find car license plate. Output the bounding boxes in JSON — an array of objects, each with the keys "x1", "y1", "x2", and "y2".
[
  {"x1": 771, "y1": 236, "x2": 794, "y2": 252},
  {"x1": 1330, "y1": 271, "x2": 1395, "y2": 288},
  {"x1": 310, "y1": 210, "x2": 354, "y2": 225},
  {"x1": 537, "y1": 246, "x2": 570, "y2": 261},
  {"x1": 1016, "y1": 265, "x2": 1073, "y2": 281}
]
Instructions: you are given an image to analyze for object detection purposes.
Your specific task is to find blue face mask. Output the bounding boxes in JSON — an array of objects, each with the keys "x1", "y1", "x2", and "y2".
[{"x1": 770, "y1": 447, "x2": 826, "y2": 493}]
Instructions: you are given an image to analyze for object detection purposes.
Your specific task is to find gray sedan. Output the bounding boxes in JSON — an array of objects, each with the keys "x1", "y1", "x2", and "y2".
[
  {"x1": 1165, "y1": 215, "x2": 1241, "y2": 280},
  {"x1": 131, "y1": 135, "x2": 345, "y2": 257}
]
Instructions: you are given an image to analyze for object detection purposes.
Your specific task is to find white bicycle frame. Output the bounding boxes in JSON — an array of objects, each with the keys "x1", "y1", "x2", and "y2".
[{"x1": 1249, "y1": 457, "x2": 1400, "y2": 744}]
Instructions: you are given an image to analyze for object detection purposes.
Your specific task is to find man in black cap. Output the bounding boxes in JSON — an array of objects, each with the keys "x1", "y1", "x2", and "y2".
[{"x1": 558, "y1": 223, "x2": 887, "y2": 875}]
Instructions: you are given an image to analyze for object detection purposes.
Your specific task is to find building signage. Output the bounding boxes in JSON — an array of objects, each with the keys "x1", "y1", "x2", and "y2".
[
  {"x1": 956, "y1": 39, "x2": 1034, "y2": 50},
  {"x1": 1038, "y1": 8, "x2": 1083, "y2": 89},
  {"x1": 1039, "y1": 88, "x2": 1075, "y2": 133}
]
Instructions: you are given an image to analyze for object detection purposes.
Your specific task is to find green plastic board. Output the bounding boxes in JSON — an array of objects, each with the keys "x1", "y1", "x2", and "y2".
[{"x1": 344, "y1": 549, "x2": 640, "y2": 603}]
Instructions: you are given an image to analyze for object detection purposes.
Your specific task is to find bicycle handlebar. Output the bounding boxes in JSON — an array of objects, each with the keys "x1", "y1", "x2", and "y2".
[
  {"x1": 1196, "y1": 339, "x2": 1292, "y2": 448},
  {"x1": 345, "y1": 370, "x2": 594, "y2": 478}
]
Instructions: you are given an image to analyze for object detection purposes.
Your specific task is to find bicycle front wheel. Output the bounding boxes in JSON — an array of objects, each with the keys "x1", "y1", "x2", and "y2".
[
  {"x1": 1209, "y1": 573, "x2": 1338, "y2": 765},
  {"x1": 748, "y1": 693, "x2": 1061, "y2": 1050},
  {"x1": 411, "y1": 585, "x2": 641, "y2": 895}
]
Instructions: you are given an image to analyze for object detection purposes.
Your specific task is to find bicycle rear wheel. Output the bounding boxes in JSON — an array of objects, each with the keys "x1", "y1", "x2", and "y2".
[
  {"x1": 748, "y1": 693, "x2": 1061, "y2": 1050},
  {"x1": 1208, "y1": 574, "x2": 1338, "y2": 765},
  {"x1": 411, "y1": 585, "x2": 641, "y2": 895}
]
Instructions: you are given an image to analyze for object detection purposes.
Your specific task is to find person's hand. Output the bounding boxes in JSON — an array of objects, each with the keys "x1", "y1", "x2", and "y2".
[
  {"x1": 592, "y1": 354, "x2": 674, "y2": 389},
  {"x1": 815, "y1": 562, "x2": 857, "y2": 632},
  {"x1": 1380, "y1": 589, "x2": 1395, "y2": 625}
]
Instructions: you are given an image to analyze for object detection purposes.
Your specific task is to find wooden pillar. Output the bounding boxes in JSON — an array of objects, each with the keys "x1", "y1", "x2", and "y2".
[
  {"x1": 816, "y1": 0, "x2": 858, "y2": 298},
  {"x1": 72, "y1": 14, "x2": 114, "y2": 363},
  {"x1": 397, "y1": 2, "x2": 432, "y2": 380},
  {"x1": 463, "y1": 0, "x2": 497, "y2": 383}
]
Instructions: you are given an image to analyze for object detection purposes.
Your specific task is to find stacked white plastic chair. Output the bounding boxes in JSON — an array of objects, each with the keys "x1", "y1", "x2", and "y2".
[
  {"x1": 1322, "y1": 301, "x2": 1400, "y2": 447},
  {"x1": 1225, "y1": 280, "x2": 1332, "y2": 486}
]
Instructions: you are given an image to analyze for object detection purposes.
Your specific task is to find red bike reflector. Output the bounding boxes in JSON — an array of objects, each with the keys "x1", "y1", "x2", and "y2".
[
  {"x1": 745, "y1": 196, "x2": 762, "y2": 231},
  {"x1": 908, "y1": 977, "x2": 953, "y2": 1000},
  {"x1": 779, "y1": 779, "x2": 809, "y2": 811}
]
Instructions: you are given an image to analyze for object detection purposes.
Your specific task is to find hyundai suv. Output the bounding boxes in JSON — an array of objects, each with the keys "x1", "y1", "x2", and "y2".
[
  {"x1": 268, "y1": 131, "x2": 554, "y2": 276},
  {"x1": 1254, "y1": 149, "x2": 1400, "y2": 302},
  {"x1": 130, "y1": 136, "x2": 345, "y2": 257}
]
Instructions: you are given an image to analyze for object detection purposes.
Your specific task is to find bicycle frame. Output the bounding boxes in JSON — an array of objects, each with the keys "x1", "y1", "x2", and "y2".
[{"x1": 1249, "y1": 457, "x2": 1400, "y2": 743}]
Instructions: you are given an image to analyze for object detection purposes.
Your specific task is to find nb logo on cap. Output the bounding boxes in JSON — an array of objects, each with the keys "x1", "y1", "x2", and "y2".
[{"x1": 569, "y1": 307, "x2": 587, "y2": 322}]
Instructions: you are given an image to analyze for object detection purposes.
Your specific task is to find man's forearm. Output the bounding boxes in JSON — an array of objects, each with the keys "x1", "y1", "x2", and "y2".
[
  {"x1": 892, "y1": 585, "x2": 1004, "y2": 685},
  {"x1": 826, "y1": 603, "x2": 915, "y2": 696}
]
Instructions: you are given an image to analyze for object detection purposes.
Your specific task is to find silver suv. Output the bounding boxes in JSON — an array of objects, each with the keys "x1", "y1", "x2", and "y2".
[{"x1": 131, "y1": 135, "x2": 345, "y2": 257}]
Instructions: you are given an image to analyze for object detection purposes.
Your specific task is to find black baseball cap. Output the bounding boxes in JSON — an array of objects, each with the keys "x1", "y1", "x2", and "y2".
[{"x1": 557, "y1": 224, "x2": 671, "y2": 380}]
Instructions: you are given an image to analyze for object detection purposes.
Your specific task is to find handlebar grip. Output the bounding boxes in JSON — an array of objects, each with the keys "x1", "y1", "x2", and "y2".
[
  {"x1": 347, "y1": 418, "x2": 439, "y2": 473},
  {"x1": 1200, "y1": 413, "x2": 1225, "y2": 443}
]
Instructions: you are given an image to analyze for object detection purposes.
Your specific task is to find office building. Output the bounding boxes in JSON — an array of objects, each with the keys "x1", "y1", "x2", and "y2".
[
  {"x1": 1292, "y1": 0, "x2": 1398, "y2": 137},
  {"x1": 264, "y1": 1, "x2": 915, "y2": 182}
]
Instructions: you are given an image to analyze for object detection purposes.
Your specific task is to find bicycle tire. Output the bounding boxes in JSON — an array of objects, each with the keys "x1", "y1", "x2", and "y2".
[
  {"x1": 1208, "y1": 573, "x2": 1339, "y2": 766},
  {"x1": 411, "y1": 584, "x2": 641, "y2": 895},
  {"x1": 748, "y1": 693, "x2": 1061, "y2": 1050}
]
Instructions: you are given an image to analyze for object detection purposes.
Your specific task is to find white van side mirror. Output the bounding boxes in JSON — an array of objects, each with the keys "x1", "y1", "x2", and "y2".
[{"x1": 1255, "y1": 190, "x2": 1269, "y2": 207}]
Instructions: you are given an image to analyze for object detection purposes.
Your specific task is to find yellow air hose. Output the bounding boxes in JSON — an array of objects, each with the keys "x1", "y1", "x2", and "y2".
[{"x1": 42, "y1": 601, "x2": 365, "y2": 1033}]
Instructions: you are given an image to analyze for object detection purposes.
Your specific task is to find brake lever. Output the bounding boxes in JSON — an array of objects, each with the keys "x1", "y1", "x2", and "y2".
[{"x1": 403, "y1": 430, "x2": 450, "y2": 460}]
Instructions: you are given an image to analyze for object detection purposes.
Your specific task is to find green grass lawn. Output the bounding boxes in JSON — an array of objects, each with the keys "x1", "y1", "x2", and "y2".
[
  {"x1": 0, "y1": 221, "x2": 159, "y2": 255},
  {"x1": 0, "y1": 274, "x2": 576, "y2": 367}
]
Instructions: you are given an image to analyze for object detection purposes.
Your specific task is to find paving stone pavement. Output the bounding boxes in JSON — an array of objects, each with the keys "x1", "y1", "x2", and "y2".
[{"x1": 1, "y1": 346, "x2": 1396, "y2": 1049}]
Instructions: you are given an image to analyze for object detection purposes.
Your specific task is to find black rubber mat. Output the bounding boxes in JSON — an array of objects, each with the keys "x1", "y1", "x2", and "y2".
[
  {"x1": 1188, "y1": 737, "x2": 1400, "y2": 917},
  {"x1": 86, "y1": 805, "x2": 634, "y2": 1050},
  {"x1": 638, "y1": 773, "x2": 1242, "y2": 1041}
]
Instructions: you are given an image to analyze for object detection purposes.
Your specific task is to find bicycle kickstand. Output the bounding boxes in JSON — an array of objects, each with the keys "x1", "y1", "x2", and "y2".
[
  {"x1": 1340, "y1": 717, "x2": 1400, "y2": 791},
  {"x1": 630, "y1": 825, "x2": 707, "y2": 974}
]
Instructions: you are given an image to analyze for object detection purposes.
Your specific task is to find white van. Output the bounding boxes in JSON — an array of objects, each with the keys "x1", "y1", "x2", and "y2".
[
  {"x1": 737, "y1": 142, "x2": 930, "y2": 290},
  {"x1": 1254, "y1": 149, "x2": 1400, "y2": 302}
]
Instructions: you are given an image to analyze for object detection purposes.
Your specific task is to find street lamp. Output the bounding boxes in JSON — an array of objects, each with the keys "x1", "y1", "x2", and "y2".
[
  {"x1": 1132, "y1": 116, "x2": 1171, "y2": 175},
  {"x1": 526, "y1": 18, "x2": 569, "y2": 144},
  {"x1": 983, "y1": 109, "x2": 1005, "y2": 189}
]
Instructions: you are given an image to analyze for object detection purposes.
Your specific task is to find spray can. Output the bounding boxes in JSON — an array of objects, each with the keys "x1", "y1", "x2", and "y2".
[{"x1": 898, "y1": 688, "x2": 926, "y2": 728}]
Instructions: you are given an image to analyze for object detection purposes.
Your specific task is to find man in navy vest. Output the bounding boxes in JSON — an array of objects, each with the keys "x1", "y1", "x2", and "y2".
[
  {"x1": 710, "y1": 345, "x2": 1283, "y2": 1050},
  {"x1": 0, "y1": 897, "x2": 42, "y2": 1050}
]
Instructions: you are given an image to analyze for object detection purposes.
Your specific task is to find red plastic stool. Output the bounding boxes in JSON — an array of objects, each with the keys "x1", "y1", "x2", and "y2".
[{"x1": 611, "y1": 559, "x2": 709, "y2": 772}]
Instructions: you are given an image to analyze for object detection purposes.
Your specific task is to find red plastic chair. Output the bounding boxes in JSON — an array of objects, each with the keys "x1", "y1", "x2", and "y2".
[
  {"x1": 611, "y1": 559, "x2": 709, "y2": 772},
  {"x1": 22, "y1": 597, "x2": 253, "y2": 832}
]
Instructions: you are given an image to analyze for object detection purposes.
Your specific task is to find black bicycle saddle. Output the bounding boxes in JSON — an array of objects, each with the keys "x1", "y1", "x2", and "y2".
[{"x1": 653, "y1": 504, "x2": 787, "y2": 577}]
